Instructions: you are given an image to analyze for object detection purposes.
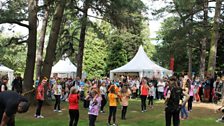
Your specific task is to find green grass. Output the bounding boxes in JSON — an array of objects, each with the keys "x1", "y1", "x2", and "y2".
[{"x1": 15, "y1": 99, "x2": 224, "y2": 126}]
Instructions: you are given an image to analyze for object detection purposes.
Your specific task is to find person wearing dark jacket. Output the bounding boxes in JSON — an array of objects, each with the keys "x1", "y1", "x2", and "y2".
[
  {"x1": 0, "y1": 91, "x2": 30, "y2": 126},
  {"x1": 12, "y1": 74, "x2": 23, "y2": 94}
]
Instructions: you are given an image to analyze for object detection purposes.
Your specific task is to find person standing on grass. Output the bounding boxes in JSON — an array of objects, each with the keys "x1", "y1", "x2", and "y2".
[
  {"x1": 86, "y1": 89, "x2": 101, "y2": 126},
  {"x1": 100, "y1": 82, "x2": 107, "y2": 113},
  {"x1": 120, "y1": 84, "x2": 131, "y2": 120},
  {"x1": 35, "y1": 77, "x2": 47, "y2": 118},
  {"x1": 53, "y1": 80, "x2": 62, "y2": 112},
  {"x1": 165, "y1": 76, "x2": 189, "y2": 126},
  {"x1": 0, "y1": 91, "x2": 30, "y2": 126},
  {"x1": 140, "y1": 79, "x2": 149, "y2": 112},
  {"x1": 68, "y1": 87, "x2": 79, "y2": 126},
  {"x1": 188, "y1": 79, "x2": 194, "y2": 112},
  {"x1": 216, "y1": 76, "x2": 224, "y2": 123},
  {"x1": 148, "y1": 83, "x2": 155, "y2": 109},
  {"x1": 107, "y1": 85, "x2": 119, "y2": 126}
]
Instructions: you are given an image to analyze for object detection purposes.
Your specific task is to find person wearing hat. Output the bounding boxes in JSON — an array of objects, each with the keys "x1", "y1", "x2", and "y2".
[
  {"x1": 0, "y1": 76, "x2": 9, "y2": 92},
  {"x1": 0, "y1": 91, "x2": 30, "y2": 126}
]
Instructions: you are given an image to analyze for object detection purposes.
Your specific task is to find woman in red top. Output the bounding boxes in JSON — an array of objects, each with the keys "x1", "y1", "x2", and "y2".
[
  {"x1": 68, "y1": 87, "x2": 79, "y2": 126},
  {"x1": 35, "y1": 78, "x2": 47, "y2": 118},
  {"x1": 140, "y1": 79, "x2": 149, "y2": 112}
]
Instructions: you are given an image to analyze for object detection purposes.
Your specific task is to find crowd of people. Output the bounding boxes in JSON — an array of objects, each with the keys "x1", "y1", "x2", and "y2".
[{"x1": 0, "y1": 73, "x2": 224, "y2": 126}]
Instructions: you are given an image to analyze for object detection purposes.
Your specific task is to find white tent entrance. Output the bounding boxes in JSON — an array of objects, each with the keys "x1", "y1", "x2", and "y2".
[
  {"x1": 51, "y1": 58, "x2": 77, "y2": 78},
  {"x1": 110, "y1": 45, "x2": 172, "y2": 80}
]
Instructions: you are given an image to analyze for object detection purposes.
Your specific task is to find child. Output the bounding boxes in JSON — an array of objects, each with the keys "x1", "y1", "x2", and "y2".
[
  {"x1": 120, "y1": 84, "x2": 131, "y2": 120},
  {"x1": 148, "y1": 83, "x2": 154, "y2": 109},
  {"x1": 68, "y1": 87, "x2": 79, "y2": 126},
  {"x1": 107, "y1": 85, "x2": 118, "y2": 126},
  {"x1": 86, "y1": 89, "x2": 101, "y2": 126}
]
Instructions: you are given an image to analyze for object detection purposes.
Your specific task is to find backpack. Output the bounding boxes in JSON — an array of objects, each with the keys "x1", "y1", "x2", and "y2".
[{"x1": 166, "y1": 87, "x2": 182, "y2": 112}]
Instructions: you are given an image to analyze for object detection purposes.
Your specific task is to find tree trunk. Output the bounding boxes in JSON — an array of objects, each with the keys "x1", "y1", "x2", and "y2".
[
  {"x1": 35, "y1": 1, "x2": 50, "y2": 80},
  {"x1": 199, "y1": 38, "x2": 206, "y2": 80},
  {"x1": 76, "y1": 0, "x2": 90, "y2": 78},
  {"x1": 208, "y1": 0, "x2": 221, "y2": 78},
  {"x1": 199, "y1": 0, "x2": 208, "y2": 80},
  {"x1": 41, "y1": 0, "x2": 66, "y2": 80},
  {"x1": 188, "y1": 46, "x2": 192, "y2": 79},
  {"x1": 23, "y1": 0, "x2": 38, "y2": 103}
]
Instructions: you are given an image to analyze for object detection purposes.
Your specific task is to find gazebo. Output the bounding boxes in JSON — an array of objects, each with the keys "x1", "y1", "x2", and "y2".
[{"x1": 110, "y1": 45, "x2": 172, "y2": 80}]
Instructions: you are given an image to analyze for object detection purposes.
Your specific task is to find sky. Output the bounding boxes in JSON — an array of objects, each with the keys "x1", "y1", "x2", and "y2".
[{"x1": 0, "y1": 0, "x2": 167, "y2": 44}]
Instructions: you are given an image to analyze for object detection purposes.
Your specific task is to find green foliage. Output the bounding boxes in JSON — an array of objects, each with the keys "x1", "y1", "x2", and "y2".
[
  {"x1": 0, "y1": 34, "x2": 26, "y2": 74},
  {"x1": 106, "y1": 34, "x2": 128, "y2": 72},
  {"x1": 83, "y1": 26, "x2": 108, "y2": 79}
]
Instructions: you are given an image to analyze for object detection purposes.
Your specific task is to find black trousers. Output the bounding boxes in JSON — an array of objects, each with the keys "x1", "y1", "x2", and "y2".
[
  {"x1": 188, "y1": 96, "x2": 193, "y2": 111},
  {"x1": 148, "y1": 96, "x2": 154, "y2": 106},
  {"x1": 121, "y1": 106, "x2": 128, "y2": 119},
  {"x1": 165, "y1": 108, "x2": 180, "y2": 126},
  {"x1": 100, "y1": 95, "x2": 107, "y2": 111},
  {"x1": 108, "y1": 106, "x2": 117, "y2": 124},
  {"x1": 69, "y1": 110, "x2": 79, "y2": 126},
  {"x1": 141, "y1": 95, "x2": 147, "y2": 111},
  {"x1": 54, "y1": 95, "x2": 61, "y2": 110},
  {"x1": 89, "y1": 114, "x2": 97, "y2": 126},
  {"x1": 36, "y1": 100, "x2": 43, "y2": 116}
]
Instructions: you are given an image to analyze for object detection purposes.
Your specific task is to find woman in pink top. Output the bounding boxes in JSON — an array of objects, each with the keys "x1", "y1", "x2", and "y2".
[
  {"x1": 68, "y1": 87, "x2": 79, "y2": 126},
  {"x1": 188, "y1": 80, "x2": 195, "y2": 112},
  {"x1": 120, "y1": 84, "x2": 131, "y2": 120},
  {"x1": 140, "y1": 79, "x2": 149, "y2": 112}
]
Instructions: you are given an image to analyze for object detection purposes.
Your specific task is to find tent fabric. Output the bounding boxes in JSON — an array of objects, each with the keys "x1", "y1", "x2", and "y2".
[
  {"x1": 110, "y1": 45, "x2": 172, "y2": 79},
  {"x1": 0, "y1": 64, "x2": 14, "y2": 89},
  {"x1": 51, "y1": 58, "x2": 77, "y2": 73}
]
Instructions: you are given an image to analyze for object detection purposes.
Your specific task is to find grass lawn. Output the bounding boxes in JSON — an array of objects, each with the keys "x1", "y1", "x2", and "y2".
[{"x1": 16, "y1": 99, "x2": 223, "y2": 126}]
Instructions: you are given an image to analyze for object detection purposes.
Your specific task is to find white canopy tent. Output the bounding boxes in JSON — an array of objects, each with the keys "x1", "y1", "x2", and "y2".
[
  {"x1": 0, "y1": 64, "x2": 14, "y2": 88},
  {"x1": 51, "y1": 57, "x2": 77, "y2": 78},
  {"x1": 110, "y1": 45, "x2": 172, "y2": 80}
]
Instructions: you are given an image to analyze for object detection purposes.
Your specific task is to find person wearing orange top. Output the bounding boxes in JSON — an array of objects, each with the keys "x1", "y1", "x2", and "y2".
[
  {"x1": 107, "y1": 86, "x2": 118, "y2": 126},
  {"x1": 68, "y1": 87, "x2": 79, "y2": 126},
  {"x1": 35, "y1": 78, "x2": 47, "y2": 118},
  {"x1": 140, "y1": 79, "x2": 149, "y2": 112}
]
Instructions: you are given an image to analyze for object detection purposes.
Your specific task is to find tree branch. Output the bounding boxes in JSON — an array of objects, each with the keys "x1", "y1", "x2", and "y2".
[{"x1": 0, "y1": 20, "x2": 29, "y2": 29}]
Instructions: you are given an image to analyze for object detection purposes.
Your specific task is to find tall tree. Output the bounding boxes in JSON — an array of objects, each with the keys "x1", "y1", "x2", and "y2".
[
  {"x1": 207, "y1": 0, "x2": 222, "y2": 77},
  {"x1": 41, "y1": 0, "x2": 66, "y2": 80},
  {"x1": 23, "y1": 0, "x2": 38, "y2": 101},
  {"x1": 199, "y1": 0, "x2": 208, "y2": 79},
  {"x1": 35, "y1": 0, "x2": 51, "y2": 79},
  {"x1": 76, "y1": 0, "x2": 90, "y2": 78}
]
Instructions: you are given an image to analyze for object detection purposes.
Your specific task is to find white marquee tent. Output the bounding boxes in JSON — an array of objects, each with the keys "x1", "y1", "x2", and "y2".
[
  {"x1": 110, "y1": 45, "x2": 172, "y2": 80},
  {"x1": 0, "y1": 64, "x2": 14, "y2": 87},
  {"x1": 51, "y1": 57, "x2": 77, "y2": 78}
]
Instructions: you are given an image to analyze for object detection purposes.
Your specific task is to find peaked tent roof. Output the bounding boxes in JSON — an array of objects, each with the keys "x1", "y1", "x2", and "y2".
[
  {"x1": 0, "y1": 64, "x2": 14, "y2": 72},
  {"x1": 52, "y1": 58, "x2": 77, "y2": 73},
  {"x1": 110, "y1": 45, "x2": 171, "y2": 73}
]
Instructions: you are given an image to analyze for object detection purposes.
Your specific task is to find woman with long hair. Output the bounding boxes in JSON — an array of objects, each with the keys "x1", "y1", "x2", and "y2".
[
  {"x1": 68, "y1": 87, "x2": 79, "y2": 126},
  {"x1": 120, "y1": 84, "x2": 131, "y2": 120}
]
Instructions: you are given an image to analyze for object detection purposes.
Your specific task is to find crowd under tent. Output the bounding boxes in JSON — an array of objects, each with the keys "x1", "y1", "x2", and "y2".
[{"x1": 110, "y1": 45, "x2": 172, "y2": 80}]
